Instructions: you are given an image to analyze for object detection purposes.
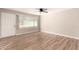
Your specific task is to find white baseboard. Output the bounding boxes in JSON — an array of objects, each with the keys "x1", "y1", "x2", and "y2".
[
  {"x1": 0, "y1": 31, "x2": 40, "y2": 39},
  {"x1": 0, "y1": 35, "x2": 16, "y2": 39},
  {"x1": 42, "y1": 31, "x2": 79, "y2": 40},
  {"x1": 16, "y1": 31, "x2": 40, "y2": 36}
]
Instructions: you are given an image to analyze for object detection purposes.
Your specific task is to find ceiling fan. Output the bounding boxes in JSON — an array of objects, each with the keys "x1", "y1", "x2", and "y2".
[{"x1": 36, "y1": 8, "x2": 48, "y2": 13}]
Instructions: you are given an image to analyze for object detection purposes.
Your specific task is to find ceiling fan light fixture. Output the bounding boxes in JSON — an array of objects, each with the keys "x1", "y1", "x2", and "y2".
[{"x1": 36, "y1": 8, "x2": 48, "y2": 13}]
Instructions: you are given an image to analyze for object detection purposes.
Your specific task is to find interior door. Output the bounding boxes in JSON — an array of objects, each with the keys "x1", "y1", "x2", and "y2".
[{"x1": 1, "y1": 12, "x2": 16, "y2": 37}]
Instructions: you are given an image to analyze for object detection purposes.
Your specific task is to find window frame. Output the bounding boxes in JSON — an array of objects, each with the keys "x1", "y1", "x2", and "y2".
[{"x1": 17, "y1": 14, "x2": 39, "y2": 29}]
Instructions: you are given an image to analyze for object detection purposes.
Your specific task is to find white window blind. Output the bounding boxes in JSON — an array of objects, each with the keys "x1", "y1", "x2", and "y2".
[{"x1": 19, "y1": 15, "x2": 38, "y2": 28}]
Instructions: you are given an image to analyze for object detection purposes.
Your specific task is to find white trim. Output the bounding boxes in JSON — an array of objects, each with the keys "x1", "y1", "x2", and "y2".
[
  {"x1": 16, "y1": 31, "x2": 40, "y2": 36},
  {"x1": 0, "y1": 31, "x2": 40, "y2": 39},
  {"x1": 42, "y1": 31, "x2": 79, "y2": 40},
  {"x1": 0, "y1": 35, "x2": 16, "y2": 39}
]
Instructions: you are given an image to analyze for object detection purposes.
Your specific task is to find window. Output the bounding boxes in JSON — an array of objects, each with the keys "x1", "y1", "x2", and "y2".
[{"x1": 19, "y1": 15, "x2": 38, "y2": 28}]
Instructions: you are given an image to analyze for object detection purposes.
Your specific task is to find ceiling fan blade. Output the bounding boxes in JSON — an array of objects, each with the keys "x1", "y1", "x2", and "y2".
[
  {"x1": 43, "y1": 10, "x2": 48, "y2": 13},
  {"x1": 43, "y1": 8, "x2": 47, "y2": 10}
]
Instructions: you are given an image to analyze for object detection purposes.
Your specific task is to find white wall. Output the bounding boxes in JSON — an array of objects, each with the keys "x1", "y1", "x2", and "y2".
[{"x1": 41, "y1": 8, "x2": 79, "y2": 38}]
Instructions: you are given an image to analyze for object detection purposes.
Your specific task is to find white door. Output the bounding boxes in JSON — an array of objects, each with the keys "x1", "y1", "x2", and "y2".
[{"x1": 1, "y1": 13, "x2": 16, "y2": 37}]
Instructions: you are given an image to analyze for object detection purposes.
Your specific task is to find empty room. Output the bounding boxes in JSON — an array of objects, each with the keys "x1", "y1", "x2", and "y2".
[{"x1": 0, "y1": 8, "x2": 79, "y2": 50}]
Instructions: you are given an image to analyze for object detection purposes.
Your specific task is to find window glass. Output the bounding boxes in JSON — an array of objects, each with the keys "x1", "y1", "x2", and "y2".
[{"x1": 19, "y1": 15, "x2": 38, "y2": 28}]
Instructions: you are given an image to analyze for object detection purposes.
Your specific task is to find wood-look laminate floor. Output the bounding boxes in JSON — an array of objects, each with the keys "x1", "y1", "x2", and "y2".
[{"x1": 0, "y1": 32, "x2": 79, "y2": 50}]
